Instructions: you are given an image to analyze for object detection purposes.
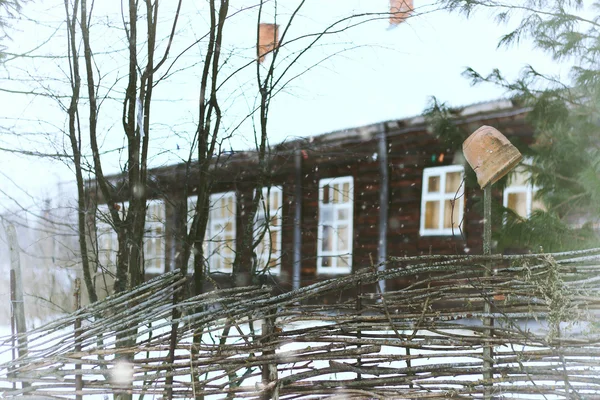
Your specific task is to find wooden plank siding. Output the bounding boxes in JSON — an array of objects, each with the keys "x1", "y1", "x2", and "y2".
[{"x1": 93, "y1": 100, "x2": 535, "y2": 300}]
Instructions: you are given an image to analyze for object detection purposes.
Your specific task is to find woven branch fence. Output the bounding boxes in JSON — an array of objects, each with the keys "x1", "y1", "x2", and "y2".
[{"x1": 2, "y1": 248, "x2": 600, "y2": 399}]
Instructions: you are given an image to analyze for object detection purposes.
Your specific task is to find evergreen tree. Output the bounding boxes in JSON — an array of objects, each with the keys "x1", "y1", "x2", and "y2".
[{"x1": 430, "y1": 0, "x2": 600, "y2": 251}]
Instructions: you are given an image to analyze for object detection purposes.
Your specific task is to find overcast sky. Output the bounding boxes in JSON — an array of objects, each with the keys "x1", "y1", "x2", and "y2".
[{"x1": 0, "y1": 0, "x2": 572, "y2": 212}]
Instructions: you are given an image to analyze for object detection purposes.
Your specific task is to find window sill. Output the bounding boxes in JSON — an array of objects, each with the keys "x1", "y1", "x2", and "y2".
[
  {"x1": 419, "y1": 229, "x2": 463, "y2": 237},
  {"x1": 316, "y1": 268, "x2": 352, "y2": 275}
]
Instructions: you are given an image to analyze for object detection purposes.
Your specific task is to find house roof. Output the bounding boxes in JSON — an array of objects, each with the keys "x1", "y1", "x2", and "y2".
[
  {"x1": 147, "y1": 98, "x2": 530, "y2": 172},
  {"x1": 90, "y1": 97, "x2": 534, "y2": 203},
  {"x1": 273, "y1": 98, "x2": 531, "y2": 149}
]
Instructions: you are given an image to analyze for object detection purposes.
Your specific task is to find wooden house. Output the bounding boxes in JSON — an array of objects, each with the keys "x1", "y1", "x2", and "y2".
[{"x1": 93, "y1": 99, "x2": 539, "y2": 298}]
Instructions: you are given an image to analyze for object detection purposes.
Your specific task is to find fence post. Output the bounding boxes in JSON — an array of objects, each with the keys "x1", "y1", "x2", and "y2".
[
  {"x1": 482, "y1": 185, "x2": 494, "y2": 399},
  {"x1": 6, "y1": 223, "x2": 29, "y2": 389},
  {"x1": 261, "y1": 306, "x2": 278, "y2": 400},
  {"x1": 74, "y1": 278, "x2": 83, "y2": 400},
  {"x1": 462, "y1": 125, "x2": 523, "y2": 399},
  {"x1": 355, "y1": 271, "x2": 362, "y2": 381}
]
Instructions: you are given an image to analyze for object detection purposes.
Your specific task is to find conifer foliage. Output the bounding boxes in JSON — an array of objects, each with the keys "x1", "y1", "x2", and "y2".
[{"x1": 433, "y1": 0, "x2": 600, "y2": 251}]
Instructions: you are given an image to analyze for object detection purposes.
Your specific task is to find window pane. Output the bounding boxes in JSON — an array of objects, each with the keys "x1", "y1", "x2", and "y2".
[
  {"x1": 428, "y1": 176, "x2": 440, "y2": 193},
  {"x1": 323, "y1": 185, "x2": 330, "y2": 204},
  {"x1": 342, "y1": 182, "x2": 350, "y2": 203},
  {"x1": 445, "y1": 171, "x2": 461, "y2": 194},
  {"x1": 321, "y1": 208, "x2": 333, "y2": 223},
  {"x1": 271, "y1": 190, "x2": 279, "y2": 211},
  {"x1": 256, "y1": 215, "x2": 266, "y2": 229},
  {"x1": 337, "y1": 225, "x2": 349, "y2": 251},
  {"x1": 223, "y1": 257, "x2": 233, "y2": 272},
  {"x1": 322, "y1": 256, "x2": 331, "y2": 267},
  {"x1": 323, "y1": 225, "x2": 333, "y2": 251},
  {"x1": 444, "y1": 199, "x2": 460, "y2": 229},
  {"x1": 146, "y1": 238, "x2": 154, "y2": 256},
  {"x1": 424, "y1": 201, "x2": 439, "y2": 229},
  {"x1": 256, "y1": 240, "x2": 265, "y2": 257},
  {"x1": 532, "y1": 195, "x2": 545, "y2": 213},
  {"x1": 270, "y1": 230, "x2": 279, "y2": 253},
  {"x1": 270, "y1": 215, "x2": 280, "y2": 227},
  {"x1": 508, "y1": 192, "x2": 528, "y2": 218},
  {"x1": 332, "y1": 183, "x2": 339, "y2": 203},
  {"x1": 338, "y1": 208, "x2": 349, "y2": 221},
  {"x1": 339, "y1": 255, "x2": 351, "y2": 267},
  {"x1": 508, "y1": 168, "x2": 529, "y2": 187},
  {"x1": 227, "y1": 200, "x2": 235, "y2": 218}
]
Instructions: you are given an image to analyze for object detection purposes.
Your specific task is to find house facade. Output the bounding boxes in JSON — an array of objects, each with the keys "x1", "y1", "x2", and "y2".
[{"x1": 93, "y1": 99, "x2": 540, "y2": 297}]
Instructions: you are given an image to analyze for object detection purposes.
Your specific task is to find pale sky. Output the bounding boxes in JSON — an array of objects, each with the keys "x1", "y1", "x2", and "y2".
[{"x1": 0, "y1": 0, "x2": 570, "y2": 212}]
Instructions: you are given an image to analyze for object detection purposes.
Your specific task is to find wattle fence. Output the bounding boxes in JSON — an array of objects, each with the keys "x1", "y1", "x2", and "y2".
[{"x1": 1, "y1": 248, "x2": 600, "y2": 399}]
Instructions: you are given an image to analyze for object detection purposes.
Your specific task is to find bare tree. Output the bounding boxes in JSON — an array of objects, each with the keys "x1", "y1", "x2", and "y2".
[
  {"x1": 0, "y1": 0, "x2": 436, "y2": 396},
  {"x1": 0, "y1": 0, "x2": 21, "y2": 60}
]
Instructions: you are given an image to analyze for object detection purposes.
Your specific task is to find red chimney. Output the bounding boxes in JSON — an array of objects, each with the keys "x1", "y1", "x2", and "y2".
[
  {"x1": 258, "y1": 23, "x2": 280, "y2": 63},
  {"x1": 390, "y1": 0, "x2": 413, "y2": 25}
]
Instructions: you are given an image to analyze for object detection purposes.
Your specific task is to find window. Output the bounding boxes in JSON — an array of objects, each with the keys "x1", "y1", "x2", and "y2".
[
  {"x1": 96, "y1": 205, "x2": 120, "y2": 272},
  {"x1": 186, "y1": 196, "x2": 207, "y2": 274},
  {"x1": 317, "y1": 176, "x2": 353, "y2": 274},
  {"x1": 420, "y1": 165, "x2": 464, "y2": 236},
  {"x1": 254, "y1": 186, "x2": 283, "y2": 275},
  {"x1": 96, "y1": 200, "x2": 166, "y2": 274},
  {"x1": 206, "y1": 192, "x2": 237, "y2": 273},
  {"x1": 144, "y1": 200, "x2": 166, "y2": 274},
  {"x1": 503, "y1": 164, "x2": 544, "y2": 218}
]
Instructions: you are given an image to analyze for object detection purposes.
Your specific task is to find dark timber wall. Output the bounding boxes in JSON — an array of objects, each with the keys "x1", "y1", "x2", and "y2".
[{"x1": 98, "y1": 102, "x2": 535, "y2": 299}]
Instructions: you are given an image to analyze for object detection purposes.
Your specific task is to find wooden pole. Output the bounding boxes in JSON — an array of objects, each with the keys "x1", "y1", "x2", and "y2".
[
  {"x1": 377, "y1": 124, "x2": 388, "y2": 293},
  {"x1": 292, "y1": 149, "x2": 302, "y2": 291},
  {"x1": 9, "y1": 269, "x2": 16, "y2": 389},
  {"x1": 74, "y1": 278, "x2": 83, "y2": 400},
  {"x1": 260, "y1": 307, "x2": 278, "y2": 400},
  {"x1": 482, "y1": 185, "x2": 494, "y2": 399},
  {"x1": 6, "y1": 223, "x2": 29, "y2": 389}
]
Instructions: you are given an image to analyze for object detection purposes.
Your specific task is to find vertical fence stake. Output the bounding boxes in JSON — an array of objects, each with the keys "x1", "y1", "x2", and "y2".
[
  {"x1": 6, "y1": 223, "x2": 29, "y2": 389},
  {"x1": 261, "y1": 302, "x2": 278, "y2": 400},
  {"x1": 483, "y1": 185, "x2": 494, "y2": 399},
  {"x1": 74, "y1": 278, "x2": 83, "y2": 400},
  {"x1": 9, "y1": 269, "x2": 16, "y2": 390},
  {"x1": 462, "y1": 125, "x2": 522, "y2": 399},
  {"x1": 356, "y1": 273, "x2": 363, "y2": 381},
  {"x1": 292, "y1": 149, "x2": 302, "y2": 291}
]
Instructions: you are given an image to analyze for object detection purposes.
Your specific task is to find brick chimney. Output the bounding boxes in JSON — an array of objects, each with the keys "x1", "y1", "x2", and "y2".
[
  {"x1": 258, "y1": 23, "x2": 280, "y2": 63},
  {"x1": 390, "y1": 0, "x2": 413, "y2": 25}
]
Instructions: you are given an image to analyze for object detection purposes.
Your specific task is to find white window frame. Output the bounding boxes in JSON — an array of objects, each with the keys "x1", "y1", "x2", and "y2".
[
  {"x1": 503, "y1": 162, "x2": 540, "y2": 219},
  {"x1": 186, "y1": 195, "x2": 206, "y2": 275},
  {"x1": 144, "y1": 199, "x2": 166, "y2": 274},
  {"x1": 419, "y1": 165, "x2": 465, "y2": 236},
  {"x1": 95, "y1": 200, "x2": 166, "y2": 274},
  {"x1": 96, "y1": 205, "x2": 120, "y2": 272},
  {"x1": 205, "y1": 191, "x2": 237, "y2": 274},
  {"x1": 254, "y1": 186, "x2": 283, "y2": 275},
  {"x1": 317, "y1": 176, "x2": 354, "y2": 274}
]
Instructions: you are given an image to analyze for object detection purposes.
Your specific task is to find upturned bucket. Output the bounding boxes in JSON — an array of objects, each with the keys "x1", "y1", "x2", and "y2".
[{"x1": 462, "y1": 125, "x2": 523, "y2": 188}]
